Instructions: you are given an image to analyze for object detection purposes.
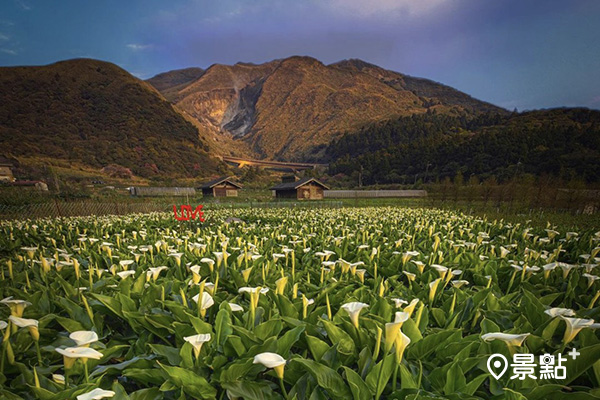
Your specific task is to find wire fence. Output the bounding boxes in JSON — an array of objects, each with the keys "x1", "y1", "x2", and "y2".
[{"x1": 0, "y1": 200, "x2": 343, "y2": 221}]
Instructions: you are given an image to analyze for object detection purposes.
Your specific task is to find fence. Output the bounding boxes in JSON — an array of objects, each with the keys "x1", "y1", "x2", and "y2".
[
  {"x1": 0, "y1": 200, "x2": 343, "y2": 221},
  {"x1": 0, "y1": 201, "x2": 171, "y2": 220},
  {"x1": 129, "y1": 187, "x2": 196, "y2": 197},
  {"x1": 324, "y1": 190, "x2": 427, "y2": 198}
]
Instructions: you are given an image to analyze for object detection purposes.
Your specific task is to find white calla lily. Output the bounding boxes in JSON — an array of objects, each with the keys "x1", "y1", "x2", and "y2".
[
  {"x1": 341, "y1": 302, "x2": 369, "y2": 328},
  {"x1": 253, "y1": 352, "x2": 286, "y2": 379},
  {"x1": 481, "y1": 332, "x2": 530, "y2": 346},
  {"x1": 69, "y1": 331, "x2": 99, "y2": 347}
]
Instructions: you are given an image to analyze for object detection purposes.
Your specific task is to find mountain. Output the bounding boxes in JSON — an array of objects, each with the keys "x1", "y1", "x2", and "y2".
[
  {"x1": 148, "y1": 56, "x2": 507, "y2": 161},
  {"x1": 146, "y1": 67, "x2": 204, "y2": 99},
  {"x1": 331, "y1": 59, "x2": 504, "y2": 115},
  {"x1": 327, "y1": 108, "x2": 600, "y2": 183},
  {"x1": 0, "y1": 59, "x2": 223, "y2": 180}
]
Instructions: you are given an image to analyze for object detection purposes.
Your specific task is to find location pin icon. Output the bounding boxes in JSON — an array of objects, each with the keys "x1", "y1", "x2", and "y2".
[{"x1": 487, "y1": 354, "x2": 508, "y2": 379}]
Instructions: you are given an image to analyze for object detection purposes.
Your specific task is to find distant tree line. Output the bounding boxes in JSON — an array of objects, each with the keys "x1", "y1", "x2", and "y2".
[{"x1": 327, "y1": 108, "x2": 600, "y2": 185}]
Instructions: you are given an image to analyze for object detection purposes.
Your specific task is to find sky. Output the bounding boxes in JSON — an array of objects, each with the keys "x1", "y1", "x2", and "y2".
[{"x1": 0, "y1": 0, "x2": 599, "y2": 111}]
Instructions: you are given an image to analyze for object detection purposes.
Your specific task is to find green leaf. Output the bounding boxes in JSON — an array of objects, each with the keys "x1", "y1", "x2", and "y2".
[
  {"x1": 222, "y1": 381, "x2": 284, "y2": 400},
  {"x1": 148, "y1": 344, "x2": 182, "y2": 366},
  {"x1": 399, "y1": 364, "x2": 418, "y2": 389},
  {"x1": 365, "y1": 354, "x2": 396, "y2": 399},
  {"x1": 277, "y1": 325, "x2": 305, "y2": 358},
  {"x1": 306, "y1": 335, "x2": 330, "y2": 362},
  {"x1": 343, "y1": 366, "x2": 373, "y2": 400},
  {"x1": 158, "y1": 362, "x2": 217, "y2": 399},
  {"x1": 123, "y1": 368, "x2": 167, "y2": 386},
  {"x1": 293, "y1": 358, "x2": 352, "y2": 398},
  {"x1": 462, "y1": 373, "x2": 489, "y2": 396},
  {"x1": 215, "y1": 308, "x2": 233, "y2": 346},
  {"x1": 443, "y1": 362, "x2": 466, "y2": 395},
  {"x1": 321, "y1": 319, "x2": 356, "y2": 355},
  {"x1": 130, "y1": 388, "x2": 163, "y2": 400},
  {"x1": 561, "y1": 343, "x2": 600, "y2": 385}
]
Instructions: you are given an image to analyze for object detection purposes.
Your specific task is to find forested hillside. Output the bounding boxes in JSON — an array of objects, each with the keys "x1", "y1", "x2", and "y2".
[{"x1": 327, "y1": 108, "x2": 600, "y2": 184}]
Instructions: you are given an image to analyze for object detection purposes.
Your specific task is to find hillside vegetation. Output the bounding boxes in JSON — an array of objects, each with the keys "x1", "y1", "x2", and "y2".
[
  {"x1": 0, "y1": 59, "x2": 222, "y2": 179},
  {"x1": 148, "y1": 56, "x2": 507, "y2": 161},
  {"x1": 327, "y1": 108, "x2": 600, "y2": 183}
]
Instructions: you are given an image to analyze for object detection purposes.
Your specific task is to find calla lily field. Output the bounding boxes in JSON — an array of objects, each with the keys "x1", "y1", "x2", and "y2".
[{"x1": 0, "y1": 207, "x2": 600, "y2": 399}]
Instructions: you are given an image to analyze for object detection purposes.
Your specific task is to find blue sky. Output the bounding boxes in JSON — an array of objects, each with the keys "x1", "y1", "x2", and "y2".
[{"x1": 1, "y1": 0, "x2": 599, "y2": 111}]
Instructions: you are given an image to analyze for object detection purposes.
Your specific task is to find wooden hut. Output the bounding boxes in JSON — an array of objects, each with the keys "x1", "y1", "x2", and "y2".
[
  {"x1": 200, "y1": 176, "x2": 242, "y2": 198},
  {"x1": 271, "y1": 176, "x2": 329, "y2": 200},
  {"x1": 0, "y1": 158, "x2": 15, "y2": 182}
]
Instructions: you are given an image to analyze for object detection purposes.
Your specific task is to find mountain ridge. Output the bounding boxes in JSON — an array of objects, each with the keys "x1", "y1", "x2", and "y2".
[
  {"x1": 147, "y1": 56, "x2": 507, "y2": 161},
  {"x1": 0, "y1": 58, "x2": 223, "y2": 180}
]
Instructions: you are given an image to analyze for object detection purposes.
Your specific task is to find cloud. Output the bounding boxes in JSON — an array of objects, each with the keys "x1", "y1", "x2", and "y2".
[
  {"x1": 126, "y1": 43, "x2": 153, "y2": 51},
  {"x1": 14, "y1": 0, "x2": 31, "y2": 11},
  {"x1": 0, "y1": 48, "x2": 17, "y2": 55},
  {"x1": 323, "y1": 0, "x2": 448, "y2": 18},
  {"x1": 0, "y1": 33, "x2": 9, "y2": 41}
]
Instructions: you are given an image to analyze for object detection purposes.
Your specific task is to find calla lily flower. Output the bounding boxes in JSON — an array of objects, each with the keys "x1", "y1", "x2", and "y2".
[
  {"x1": 429, "y1": 278, "x2": 442, "y2": 303},
  {"x1": 341, "y1": 302, "x2": 369, "y2": 328},
  {"x1": 228, "y1": 303, "x2": 243, "y2": 312},
  {"x1": 413, "y1": 261, "x2": 425, "y2": 274},
  {"x1": 192, "y1": 292, "x2": 214, "y2": 314},
  {"x1": 55, "y1": 347, "x2": 103, "y2": 369},
  {"x1": 275, "y1": 276, "x2": 288, "y2": 295},
  {"x1": 391, "y1": 298, "x2": 408, "y2": 308},
  {"x1": 146, "y1": 266, "x2": 168, "y2": 282},
  {"x1": 403, "y1": 299, "x2": 419, "y2": 318},
  {"x1": 561, "y1": 316, "x2": 595, "y2": 344},
  {"x1": 385, "y1": 321, "x2": 402, "y2": 352},
  {"x1": 253, "y1": 352, "x2": 286, "y2": 379},
  {"x1": 52, "y1": 374, "x2": 65, "y2": 385},
  {"x1": 201, "y1": 257, "x2": 216, "y2": 272},
  {"x1": 583, "y1": 273, "x2": 600, "y2": 288},
  {"x1": 241, "y1": 267, "x2": 253, "y2": 283},
  {"x1": 190, "y1": 265, "x2": 202, "y2": 284},
  {"x1": 76, "y1": 388, "x2": 116, "y2": 400},
  {"x1": 117, "y1": 270, "x2": 135, "y2": 279},
  {"x1": 451, "y1": 280, "x2": 469, "y2": 289},
  {"x1": 431, "y1": 265, "x2": 448, "y2": 279},
  {"x1": 403, "y1": 271, "x2": 416, "y2": 281},
  {"x1": 9, "y1": 315, "x2": 40, "y2": 341},
  {"x1": 402, "y1": 251, "x2": 419, "y2": 264},
  {"x1": 1, "y1": 297, "x2": 32, "y2": 317},
  {"x1": 355, "y1": 269, "x2": 366, "y2": 283},
  {"x1": 559, "y1": 262, "x2": 576, "y2": 279},
  {"x1": 70, "y1": 331, "x2": 99, "y2": 347},
  {"x1": 394, "y1": 331, "x2": 411, "y2": 363},
  {"x1": 394, "y1": 311, "x2": 410, "y2": 324},
  {"x1": 544, "y1": 308, "x2": 575, "y2": 318},
  {"x1": 119, "y1": 260, "x2": 134, "y2": 269},
  {"x1": 481, "y1": 332, "x2": 530, "y2": 346},
  {"x1": 0, "y1": 320, "x2": 7, "y2": 330},
  {"x1": 184, "y1": 333, "x2": 211, "y2": 358}
]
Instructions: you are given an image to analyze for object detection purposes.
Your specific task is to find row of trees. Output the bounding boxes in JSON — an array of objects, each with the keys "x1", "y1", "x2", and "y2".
[{"x1": 327, "y1": 108, "x2": 600, "y2": 184}]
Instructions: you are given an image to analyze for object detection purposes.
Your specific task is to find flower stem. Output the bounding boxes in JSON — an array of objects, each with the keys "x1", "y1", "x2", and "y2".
[
  {"x1": 279, "y1": 378, "x2": 289, "y2": 399},
  {"x1": 84, "y1": 362, "x2": 89, "y2": 383},
  {"x1": 35, "y1": 340, "x2": 42, "y2": 365}
]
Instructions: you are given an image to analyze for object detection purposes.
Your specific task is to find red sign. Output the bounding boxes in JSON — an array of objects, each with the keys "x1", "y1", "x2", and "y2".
[{"x1": 173, "y1": 205, "x2": 205, "y2": 221}]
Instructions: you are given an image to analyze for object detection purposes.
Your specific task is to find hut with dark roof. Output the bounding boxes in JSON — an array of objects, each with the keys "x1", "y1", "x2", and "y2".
[
  {"x1": 271, "y1": 175, "x2": 329, "y2": 200},
  {"x1": 199, "y1": 176, "x2": 242, "y2": 198}
]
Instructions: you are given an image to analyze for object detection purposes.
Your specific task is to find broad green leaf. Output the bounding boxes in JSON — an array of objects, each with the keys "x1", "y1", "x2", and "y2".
[
  {"x1": 158, "y1": 362, "x2": 217, "y2": 399},
  {"x1": 294, "y1": 358, "x2": 352, "y2": 398}
]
